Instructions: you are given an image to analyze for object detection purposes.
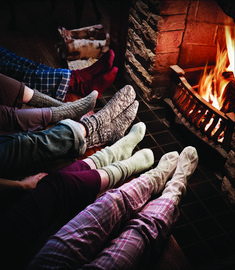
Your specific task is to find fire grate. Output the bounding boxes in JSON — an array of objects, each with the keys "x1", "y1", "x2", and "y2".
[{"x1": 165, "y1": 65, "x2": 235, "y2": 158}]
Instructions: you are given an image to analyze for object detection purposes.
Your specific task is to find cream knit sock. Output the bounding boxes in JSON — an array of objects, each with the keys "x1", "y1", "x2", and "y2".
[
  {"x1": 102, "y1": 148, "x2": 154, "y2": 188},
  {"x1": 51, "y1": 91, "x2": 98, "y2": 123},
  {"x1": 161, "y1": 146, "x2": 198, "y2": 203},
  {"x1": 143, "y1": 151, "x2": 179, "y2": 196},
  {"x1": 89, "y1": 122, "x2": 146, "y2": 168},
  {"x1": 27, "y1": 89, "x2": 63, "y2": 107}
]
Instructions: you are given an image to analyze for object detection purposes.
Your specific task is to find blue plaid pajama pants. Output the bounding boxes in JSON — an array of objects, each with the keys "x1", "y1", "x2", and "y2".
[{"x1": 0, "y1": 47, "x2": 71, "y2": 101}]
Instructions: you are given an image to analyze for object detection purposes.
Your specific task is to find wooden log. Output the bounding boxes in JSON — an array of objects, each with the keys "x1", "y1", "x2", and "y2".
[{"x1": 57, "y1": 24, "x2": 110, "y2": 61}]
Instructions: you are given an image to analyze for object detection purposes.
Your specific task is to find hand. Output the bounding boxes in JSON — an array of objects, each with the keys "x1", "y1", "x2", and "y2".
[{"x1": 21, "y1": 172, "x2": 48, "y2": 190}]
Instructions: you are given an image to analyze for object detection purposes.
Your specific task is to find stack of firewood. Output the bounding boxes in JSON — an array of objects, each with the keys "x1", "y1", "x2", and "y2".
[{"x1": 57, "y1": 24, "x2": 110, "y2": 70}]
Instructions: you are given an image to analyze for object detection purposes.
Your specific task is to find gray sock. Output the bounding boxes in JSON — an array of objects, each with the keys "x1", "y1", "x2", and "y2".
[
  {"x1": 27, "y1": 89, "x2": 63, "y2": 107},
  {"x1": 89, "y1": 122, "x2": 146, "y2": 168},
  {"x1": 81, "y1": 85, "x2": 136, "y2": 136},
  {"x1": 86, "y1": 100, "x2": 139, "y2": 148},
  {"x1": 102, "y1": 149, "x2": 154, "y2": 188},
  {"x1": 51, "y1": 91, "x2": 98, "y2": 123}
]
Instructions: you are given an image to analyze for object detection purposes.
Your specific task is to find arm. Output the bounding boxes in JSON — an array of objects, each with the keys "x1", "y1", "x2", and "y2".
[{"x1": 0, "y1": 173, "x2": 47, "y2": 192}]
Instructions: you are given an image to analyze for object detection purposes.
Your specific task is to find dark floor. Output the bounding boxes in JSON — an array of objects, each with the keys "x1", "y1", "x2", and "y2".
[
  {"x1": 96, "y1": 74, "x2": 235, "y2": 270},
  {"x1": 1, "y1": 1, "x2": 235, "y2": 269}
]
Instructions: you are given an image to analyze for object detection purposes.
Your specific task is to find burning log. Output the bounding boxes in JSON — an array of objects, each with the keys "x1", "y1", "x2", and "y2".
[
  {"x1": 166, "y1": 65, "x2": 235, "y2": 158},
  {"x1": 221, "y1": 79, "x2": 235, "y2": 113}
]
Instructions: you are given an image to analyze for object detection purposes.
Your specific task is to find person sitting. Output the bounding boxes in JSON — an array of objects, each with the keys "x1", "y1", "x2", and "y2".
[
  {"x1": 0, "y1": 47, "x2": 117, "y2": 101},
  {"x1": 0, "y1": 85, "x2": 137, "y2": 179},
  {"x1": 0, "y1": 73, "x2": 98, "y2": 134},
  {"x1": 0, "y1": 122, "x2": 153, "y2": 269},
  {"x1": 0, "y1": 74, "x2": 98, "y2": 135},
  {"x1": 27, "y1": 146, "x2": 198, "y2": 270}
]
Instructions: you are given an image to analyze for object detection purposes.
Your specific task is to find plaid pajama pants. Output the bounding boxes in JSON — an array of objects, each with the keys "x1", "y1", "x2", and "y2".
[
  {"x1": 28, "y1": 174, "x2": 180, "y2": 270},
  {"x1": 0, "y1": 47, "x2": 71, "y2": 101}
]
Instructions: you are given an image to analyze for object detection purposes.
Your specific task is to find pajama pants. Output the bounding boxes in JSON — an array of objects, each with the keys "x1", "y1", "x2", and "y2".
[
  {"x1": 0, "y1": 159, "x2": 101, "y2": 270},
  {"x1": 0, "y1": 46, "x2": 71, "y2": 101},
  {"x1": 0, "y1": 73, "x2": 52, "y2": 134},
  {"x1": 28, "y1": 174, "x2": 180, "y2": 270},
  {"x1": 0, "y1": 119, "x2": 86, "y2": 178}
]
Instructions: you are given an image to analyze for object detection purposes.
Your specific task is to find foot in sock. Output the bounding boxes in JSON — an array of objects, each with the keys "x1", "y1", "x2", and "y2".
[
  {"x1": 86, "y1": 100, "x2": 139, "y2": 148},
  {"x1": 72, "y1": 49, "x2": 115, "y2": 83},
  {"x1": 81, "y1": 85, "x2": 136, "y2": 136},
  {"x1": 102, "y1": 148, "x2": 154, "y2": 188},
  {"x1": 80, "y1": 66, "x2": 118, "y2": 97},
  {"x1": 89, "y1": 122, "x2": 146, "y2": 168},
  {"x1": 161, "y1": 146, "x2": 198, "y2": 203},
  {"x1": 51, "y1": 90, "x2": 98, "y2": 123},
  {"x1": 143, "y1": 151, "x2": 179, "y2": 196}
]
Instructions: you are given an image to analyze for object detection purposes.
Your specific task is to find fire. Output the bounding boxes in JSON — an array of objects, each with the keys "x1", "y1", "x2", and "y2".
[{"x1": 198, "y1": 26, "x2": 235, "y2": 112}]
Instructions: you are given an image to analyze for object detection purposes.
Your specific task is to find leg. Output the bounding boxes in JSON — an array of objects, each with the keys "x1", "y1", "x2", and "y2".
[
  {"x1": 0, "y1": 73, "x2": 25, "y2": 107},
  {"x1": 27, "y1": 176, "x2": 154, "y2": 270},
  {"x1": 75, "y1": 147, "x2": 199, "y2": 270},
  {"x1": 79, "y1": 198, "x2": 180, "y2": 270},
  {"x1": 29, "y1": 153, "x2": 189, "y2": 269},
  {"x1": 0, "y1": 166, "x2": 102, "y2": 269},
  {"x1": 0, "y1": 47, "x2": 71, "y2": 101},
  {"x1": 0, "y1": 105, "x2": 52, "y2": 133},
  {"x1": 27, "y1": 152, "x2": 177, "y2": 269},
  {"x1": 0, "y1": 119, "x2": 86, "y2": 178}
]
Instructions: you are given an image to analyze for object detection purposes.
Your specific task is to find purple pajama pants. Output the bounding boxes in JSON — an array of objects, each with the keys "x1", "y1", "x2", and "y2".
[{"x1": 28, "y1": 174, "x2": 180, "y2": 270}]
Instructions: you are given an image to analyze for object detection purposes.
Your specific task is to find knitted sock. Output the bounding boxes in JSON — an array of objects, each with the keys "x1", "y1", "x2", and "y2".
[
  {"x1": 51, "y1": 90, "x2": 98, "y2": 123},
  {"x1": 86, "y1": 100, "x2": 139, "y2": 148},
  {"x1": 161, "y1": 146, "x2": 198, "y2": 204},
  {"x1": 80, "y1": 66, "x2": 118, "y2": 97},
  {"x1": 27, "y1": 89, "x2": 63, "y2": 107},
  {"x1": 143, "y1": 151, "x2": 179, "y2": 196},
  {"x1": 103, "y1": 148, "x2": 154, "y2": 188},
  {"x1": 71, "y1": 49, "x2": 115, "y2": 83},
  {"x1": 89, "y1": 122, "x2": 146, "y2": 168},
  {"x1": 81, "y1": 84, "x2": 136, "y2": 136}
]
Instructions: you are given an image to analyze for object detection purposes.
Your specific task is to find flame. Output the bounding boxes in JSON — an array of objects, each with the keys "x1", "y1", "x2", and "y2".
[{"x1": 198, "y1": 26, "x2": 234, "y2": 111}]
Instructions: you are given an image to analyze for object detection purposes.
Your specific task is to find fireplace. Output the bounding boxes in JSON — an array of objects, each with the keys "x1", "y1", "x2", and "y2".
[
  {"x1": 125, "y1": 0, "x2": 235, "y2": 204},
  {"x1": 126, "y1": 0, "x2": 235, "y2": 153},
  {"x1": 126, "y1": 0, "x2": 235, "y2": 102},
  {"x1": 165, "y1": 64, "x2": 235, "y2": 158}
]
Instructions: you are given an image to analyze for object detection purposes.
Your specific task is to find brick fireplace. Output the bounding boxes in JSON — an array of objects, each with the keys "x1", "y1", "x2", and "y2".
[
  {"x1": 125, "y1": 0, "x2": 235, "y2": 205},
  {"x1": 126, "y1": 0, "x2": 234, "y2": 102}
]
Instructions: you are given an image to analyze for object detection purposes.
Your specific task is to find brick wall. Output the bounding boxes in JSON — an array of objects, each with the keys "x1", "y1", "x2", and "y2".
[{"x1": 126, "y1": 0, "x2": 234, "y2": 102}]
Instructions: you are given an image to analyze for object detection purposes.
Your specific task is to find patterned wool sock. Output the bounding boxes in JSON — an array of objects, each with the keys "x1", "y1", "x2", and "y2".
[
  {"x1": 161, "y1": 146, "x2": 198, "y2": 203},
  {"x1": 51, "y1": 90, "x2": 98, "y2": 123},
  {"x1": 27, "y1": 89, "x2": 63, "y2": 107},
  {"x1": 89, "y1": 122, "x2": 146, "y2": 168},
  {"x1": 80, "y1": 66, "x2": 118, "y2": 97},
  {"x1": 72, "y1": 49, "x2": 115, "y2": 82},
  {"x1": 86, "y1": 100, "x2": 139, "y2": 148},
  {"x1": 81, "y1": 85, "x2": 136, "y2": 136},
  {"x1": 143, "y1": 151, "x2": 179, "y2": 196},
  {"x1": 102, "y1": 149, "x2": 154, "y2": 188}
]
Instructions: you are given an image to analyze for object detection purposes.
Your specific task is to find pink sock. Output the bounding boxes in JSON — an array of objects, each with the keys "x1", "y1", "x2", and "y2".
[
  {"x1": 81, "y1": 66, "x2": 118, "y2": 97},
  {"x1": 72, "y1": 49, "x2": 115, "y2": 83}
]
